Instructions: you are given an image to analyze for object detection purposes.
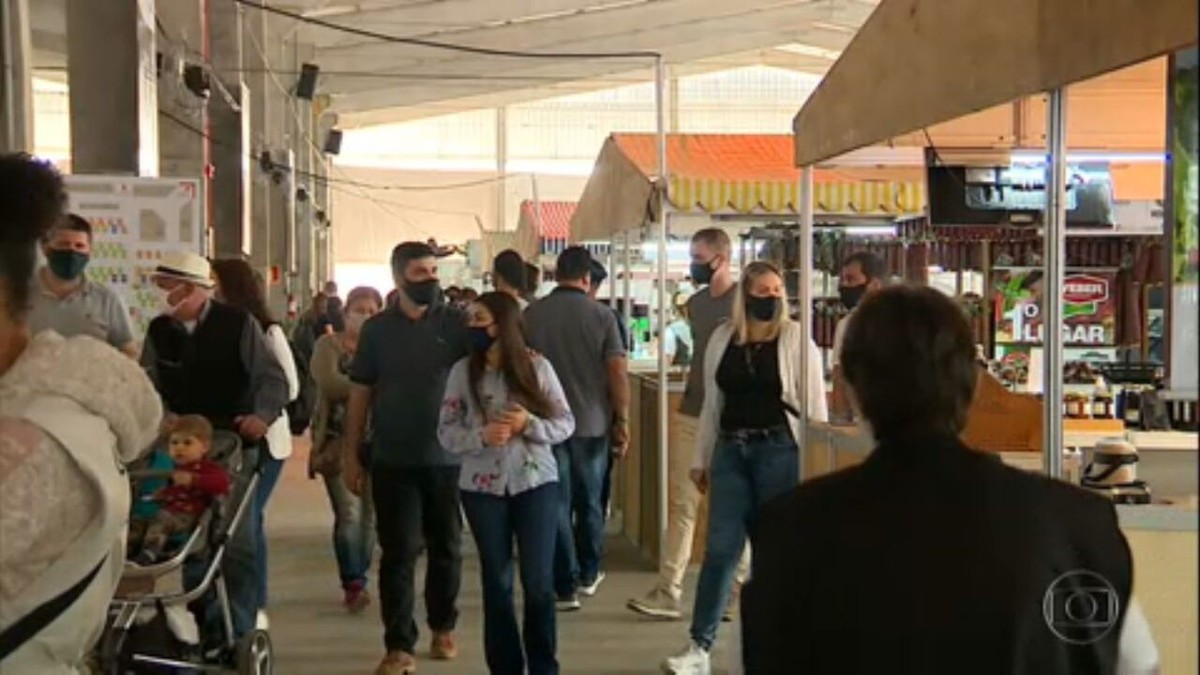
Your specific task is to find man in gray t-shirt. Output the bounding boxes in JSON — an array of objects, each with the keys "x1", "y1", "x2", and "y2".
[
  {"x1": 628, "y1": 227, "x2": 749, "y2": 620},
  {"x1": 28, "y1": 214, "x2": 137, "y2": 357},
  {"x1": 525, "y1": 246, "x2": 629, "y2": 606}
]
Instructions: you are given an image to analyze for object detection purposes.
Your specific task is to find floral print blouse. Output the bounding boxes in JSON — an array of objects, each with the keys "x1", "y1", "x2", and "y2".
[{"x1": 438, "y1": 354, "x2": 574, "y2": 496}]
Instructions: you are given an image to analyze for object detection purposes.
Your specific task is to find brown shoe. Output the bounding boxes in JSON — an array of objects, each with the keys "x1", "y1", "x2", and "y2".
[
  {"x1": 375, "y1": 651, "x2": 417, "y2": 675},
  {"x1": 430, "y1": 632, "x2": 458, "y2": 660}
]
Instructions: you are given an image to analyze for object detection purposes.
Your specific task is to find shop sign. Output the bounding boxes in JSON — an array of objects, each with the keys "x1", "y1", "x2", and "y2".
[{"x1": 993, "y1": 268, "x2": 1117, "y2": 346}]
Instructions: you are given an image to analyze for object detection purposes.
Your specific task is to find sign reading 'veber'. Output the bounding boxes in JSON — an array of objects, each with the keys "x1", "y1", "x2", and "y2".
[
  {"x1": 1064, "y1": 275, "x2": 1110, "y2": 304},
  {"x1": 993, "y1": 268, "x2": 1118, "y2": 346}
]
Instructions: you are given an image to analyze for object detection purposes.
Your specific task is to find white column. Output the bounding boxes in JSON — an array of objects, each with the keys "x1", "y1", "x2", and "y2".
[
  {"x1": 1042, "y1": 89, "x2": 1068, "y2": 479},
  {"x1": 797, "y1": 166, "x2": 814, "y2": 481},
  {"x1": 654, "y1": 55, "x2": 670, "y2": 568}
]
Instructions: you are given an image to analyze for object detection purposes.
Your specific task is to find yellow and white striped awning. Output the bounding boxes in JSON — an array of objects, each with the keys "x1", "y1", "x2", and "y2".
[{"x1": 668, "y1": 177, "x2": 926, "y2": 216}]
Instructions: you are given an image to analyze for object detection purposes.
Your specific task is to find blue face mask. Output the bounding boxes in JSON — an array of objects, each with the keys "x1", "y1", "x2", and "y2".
[{"x1": 467, "y1": 326, "x2": 495, "y2": 353}]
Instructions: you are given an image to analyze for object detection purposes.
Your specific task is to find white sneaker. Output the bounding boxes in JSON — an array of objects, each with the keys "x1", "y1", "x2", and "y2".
[
  {"x1": 661, "y1": 642, "x2": 710, "y2": 674},
  {"x1": 579, "y1": 571, "x2": 606, "y2": 598},
  {"x1": 255, "y1": 610, "x2": 270, "y2": 631}
]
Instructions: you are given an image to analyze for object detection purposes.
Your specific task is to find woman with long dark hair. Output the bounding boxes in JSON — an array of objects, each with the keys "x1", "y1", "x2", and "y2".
[
  {"x1": 438, "y1": 291, "x2": 574, "y2": 675},
  {"x1": 210, "y1": 258, "x2": 300, "y2": 628}
]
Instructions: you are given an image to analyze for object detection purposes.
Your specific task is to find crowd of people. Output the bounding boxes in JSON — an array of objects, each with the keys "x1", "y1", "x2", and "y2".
[{"x1": 0, "y1": 150, "x2": 1161, "y2": 675}]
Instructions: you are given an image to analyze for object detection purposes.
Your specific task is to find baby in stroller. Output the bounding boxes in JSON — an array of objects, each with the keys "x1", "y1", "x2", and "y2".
[{"x1": 130, "y1": 415, "x2": 231, "y2": 566}]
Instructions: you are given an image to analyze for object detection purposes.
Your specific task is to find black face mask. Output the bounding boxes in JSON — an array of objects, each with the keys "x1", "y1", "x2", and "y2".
[
  {"x1": 746, "y1": 295, "x2": 779, "y2": 322},
  {"x1": 839, "y1": 284, "x2": 867, "y2": 310},
  {"x1": 404, "y1": 279, "x2": 440, "y2": 307},
  {"x1": 689, "y1": 259, "x2": 716, "y2": 285}
]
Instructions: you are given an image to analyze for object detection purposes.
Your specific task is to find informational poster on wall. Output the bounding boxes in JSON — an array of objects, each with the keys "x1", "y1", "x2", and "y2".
[
  {"x1": 992, "y1": 267, "x2": 1119, "y2": 347},
  {"x1": 65, "y1": 176, "x2": 204, "y2": 339}
]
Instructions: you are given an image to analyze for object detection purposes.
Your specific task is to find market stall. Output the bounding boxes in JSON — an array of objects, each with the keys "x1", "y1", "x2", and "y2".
[
  {"x1": 571, "y1": 132, "x2": 927, "y2": 560},
  {"x1": 792, "y1": 0, "x2": 1197, "y2": 670}
]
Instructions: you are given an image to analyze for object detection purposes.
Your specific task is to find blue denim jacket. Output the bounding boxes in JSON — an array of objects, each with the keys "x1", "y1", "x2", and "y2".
[{"x1": 438, "y1": 355, "x2": 575, "y2": 496}]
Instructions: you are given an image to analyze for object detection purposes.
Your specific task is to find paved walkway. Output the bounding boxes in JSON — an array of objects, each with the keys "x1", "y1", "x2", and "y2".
[{"x1": 264, "y1": 444, "x2": 737, "y2": 674}]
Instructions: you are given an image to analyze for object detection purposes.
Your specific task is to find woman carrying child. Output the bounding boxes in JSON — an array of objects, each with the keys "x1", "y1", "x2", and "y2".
[{"x1": 437, "y1": 292, "x2": 574, "y2": 675}]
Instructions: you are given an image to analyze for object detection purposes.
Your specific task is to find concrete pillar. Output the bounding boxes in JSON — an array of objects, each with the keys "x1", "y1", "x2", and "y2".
[
  {"x1": 66, "y1": 0, "x2": 157, "y2": 175},
  {"x1": 289, "y1": 38, "x2": 317, "y2": 304},
  {"x1": 157, "y1": 0, "x2": 207, "y2": 250},
  {"x1": 0, "y1": 0, "x2": 34, "y2": 153},
  {"x1": 207, "y1": 0, "x2": 248, "y2": 257},
  {"x1": 241, "y1": 5, "x2": 293, "y2": 314}
]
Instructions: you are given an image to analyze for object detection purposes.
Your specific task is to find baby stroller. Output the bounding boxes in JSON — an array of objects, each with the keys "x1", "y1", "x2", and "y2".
[{"x1": 96, "y1": 430, "x2": 273, "y2": 674}]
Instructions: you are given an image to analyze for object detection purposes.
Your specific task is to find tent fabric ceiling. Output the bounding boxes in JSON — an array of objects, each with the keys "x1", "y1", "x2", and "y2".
[
  {"x1": 571, "y1": 133, "x2": 925, "y2": 242},
  {"x1": 792, "y1": 0, "x2": 1199, "y2": 166},
  {"x1": 279, "y1": 0, "x2": 877, "y2": 122}
]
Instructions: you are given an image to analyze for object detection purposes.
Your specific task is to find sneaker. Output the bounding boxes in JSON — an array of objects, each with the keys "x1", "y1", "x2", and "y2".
[
  {"x1": 661, "y1": 641, "x2": 710, "y2": 674},
  {"x1": 628, "y1": 586, "x2": 683, "y2": 620},
  {"x1": 430, "y1": 632, "x2": 457, "y2": 660},
  {"x1": 556, "y1": 593, "x2": 582, "y2": 612},
  {"x1": 579, "y1": 571, "x2": 606, "y2": 598},
  {"x1": 722, "y1": 581, "x2": 742, "y2": 623},
  {"x1": 255, "y1": 610, "x2": 270, "y2": 631},
  {"x1": 374, "y1": 651, "x2": 417, "y2": 675},
  {"x1": 344, "y1": 582, "x2": 371, "y2": 614}
]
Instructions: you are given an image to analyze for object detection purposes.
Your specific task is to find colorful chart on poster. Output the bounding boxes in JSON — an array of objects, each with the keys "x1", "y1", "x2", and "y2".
[
  {"x1": 992, "y1": 267, "x2": 1118, "y2": 346},
  {"x1": 65, "y1": 176, "x2": 203, "y2": 339}
]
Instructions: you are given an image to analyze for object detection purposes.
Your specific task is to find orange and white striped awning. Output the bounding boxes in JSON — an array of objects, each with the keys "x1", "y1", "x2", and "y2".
[
  {"x1": 572, "y1": 134, "x2": 926, "y2": 242},
  {"x1": 668, "y1": 176, "x2": 925, "y2": 215}
]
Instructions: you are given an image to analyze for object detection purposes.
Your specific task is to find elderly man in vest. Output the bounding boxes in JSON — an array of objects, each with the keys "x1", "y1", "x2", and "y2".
[{"x1": 139, "y1": 251, "x2": 289, "y2": 647}]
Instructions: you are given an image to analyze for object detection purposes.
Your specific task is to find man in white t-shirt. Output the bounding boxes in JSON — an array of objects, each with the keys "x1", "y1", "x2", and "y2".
[{"x1": 830, "y1": 251, "x2": 886, "y2": 421}]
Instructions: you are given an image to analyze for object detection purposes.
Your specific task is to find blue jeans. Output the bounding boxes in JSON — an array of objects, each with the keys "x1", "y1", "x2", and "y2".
[
  {"x1": 462, "y1": 484, "x2": 559, "y2": 675},
  {"x1": 690, "y1": 429, "x2": 798, "y2": 650},
  {"x1": 184, "y1": 446, "x2": 261, "y2": 641},
  {"x1": 323, "y1": 471, "x2": 377, "y2": 589},
  {"x1": 552, "y1": 436, "x2": 609, "y2": 596},
  {"x1": 255, "y1": 454, "x2": 285, "y2": 609}
]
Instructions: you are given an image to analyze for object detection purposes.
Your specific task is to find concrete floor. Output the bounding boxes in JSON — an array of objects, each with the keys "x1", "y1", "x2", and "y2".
[{"x1": 264, "y1": 444, "x2": 737, "y2": 674}]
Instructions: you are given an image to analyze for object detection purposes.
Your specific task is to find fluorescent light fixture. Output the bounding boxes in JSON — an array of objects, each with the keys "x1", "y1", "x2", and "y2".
[
  {"x1": 811, "y1": 21, "x2": 858, "y2": 34},
  {"x1": 829, "y1": 225, "x2": 897, "y2": 237},
  {"x1": 1009, "y1": 150, "x2": 1166, "y2": 165},
  {"x1": 774, "y1": 43, "x2": 843, "y2": 60}
]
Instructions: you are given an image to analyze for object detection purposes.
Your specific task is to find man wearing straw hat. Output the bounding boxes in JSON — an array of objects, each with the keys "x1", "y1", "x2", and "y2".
[{"x1": 140, "y1": 250, "x2": 290, "y2": 645}]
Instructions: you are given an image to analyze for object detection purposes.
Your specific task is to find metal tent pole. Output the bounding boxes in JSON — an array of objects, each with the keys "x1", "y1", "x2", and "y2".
[
  {"x1": 1043, "y1": 88, "x2": 1068, "y2": 479},
  {"x1": 653, "y1": 55, "x2": 671, "y2": 568},
  {"x1": 798, "y1": 166, "x2": 815, "y2": 482}
]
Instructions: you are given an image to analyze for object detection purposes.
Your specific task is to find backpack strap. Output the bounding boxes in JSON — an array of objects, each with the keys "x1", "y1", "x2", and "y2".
[{"x1": 0, "y1": 555, "x2": 107, "y2": 662}]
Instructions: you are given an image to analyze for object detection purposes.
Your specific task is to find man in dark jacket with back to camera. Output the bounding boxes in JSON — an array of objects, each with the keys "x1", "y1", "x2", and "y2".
[
  {"x1": 742, "y1": 285, "x2": 1158, "y2": 675},
  {"x1": 342, "y1": 241, "x2": 469, "y2": 675}
]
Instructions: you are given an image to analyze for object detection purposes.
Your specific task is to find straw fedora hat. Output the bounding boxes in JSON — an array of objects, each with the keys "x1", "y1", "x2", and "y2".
[{"x1": 152, "y1": 251, "x2": 215, "y2": 288}]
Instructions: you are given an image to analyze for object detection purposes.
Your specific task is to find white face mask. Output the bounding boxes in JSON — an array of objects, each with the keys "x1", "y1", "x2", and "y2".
[
  {"x1": 160, "y1": 285, "x2": 191, "y2": 317},
  {"x1": 345, "y1": 312, "x2": 369, "y2": 334}
]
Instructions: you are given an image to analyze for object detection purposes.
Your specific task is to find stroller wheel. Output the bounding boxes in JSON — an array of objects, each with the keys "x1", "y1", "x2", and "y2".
[{"x1": 236, "y1": 629, "x2": 273, "y2": 675}]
